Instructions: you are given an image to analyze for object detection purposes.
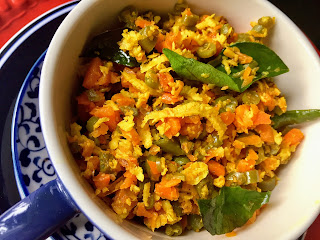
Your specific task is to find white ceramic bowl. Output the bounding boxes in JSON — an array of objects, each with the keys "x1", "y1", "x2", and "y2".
[{"x1": 39, "y1": 0, "x2": 320, "y2": 239}]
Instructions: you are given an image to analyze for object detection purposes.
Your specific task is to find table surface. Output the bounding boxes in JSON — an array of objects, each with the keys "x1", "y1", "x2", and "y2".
[{"x1": 0, "y1": 0, "x2": 319, "y2": 239}]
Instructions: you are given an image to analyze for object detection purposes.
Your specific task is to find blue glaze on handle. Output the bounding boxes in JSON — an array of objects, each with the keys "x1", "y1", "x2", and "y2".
[{"x1": 0, "y1": 178, "x2": 79, "y2": 240}]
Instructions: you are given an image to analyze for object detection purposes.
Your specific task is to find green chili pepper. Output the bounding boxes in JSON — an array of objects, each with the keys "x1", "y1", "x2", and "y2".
[
  {"x1": 258, "y1": 176, "x2": 277, "y2": 191},
  {"x1": 154, "y1": 137, "x2": 185, "y2": 156},
  {"x1": 271, "y1": 109, "x2": 320, "y2": 129},
  {"x1": 188, "y1": 214, "x2": 203, "y2": 232},
  {"x1": 165, "y1": 223, "x2": 183, "y2": 236}
]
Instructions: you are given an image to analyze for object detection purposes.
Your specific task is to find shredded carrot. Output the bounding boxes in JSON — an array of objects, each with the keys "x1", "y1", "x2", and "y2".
[
  {"x1": 161, "y1": 93, "x2": 183, "y2": 104},
  {"x1": 237, "y1": 134, "x2": 263, "y2": 147},
  {"x1": 238, "y1": 52, "x2": 253, "y2": 64},
  {"x1": 83, "y1": 57, "x2": 111, "y2": 89},
  {"x1": 90, "y1": 106, "x2": 121, "y2": 131},
  {"x1": 155, "y1": 33, "x2": 166, "y2": 53},
  {"x1": 157, "y1": 117, "x2": 181, "y2": 139},
  {"x1": 255, "y1": 124, "x2": 274, "y2": 143},
  {"x1": 120, "y1": 171, "x2": 137, "y2": 189},
  {"x1": 220, "y1": 111, "x2": 235, "y2": 125},
  {"x1": 242, "y1": 66, "x2": 254, "y2": 87},
  {"x1": 135, "y1": 203, "x2": 154, "y2": 218},
  {"x1": 111, "y1": 93, "x2": 135, "y2": 107},
  {"x1": 207, "y1": 160, "x2": 226, "y2": 176},
  {"x1": 135, "y1": 17, "x2": 153, "y2": 28},
  {"x1": 76, "y1": 92, "x2": 95, "y2": 111},
  {"x1": 237, "y1": 149, "x2": 258, "y2": 172},
  {"x1": 93, "y1": 172, "x2": 111, "y2": 189},
  {"x1": 282, "y1": 128, "x2": 304, "y2": 147},
  {"x1": 122, "y1": 128, "x2": 141, "y2": 146},
  {"x1": 158, "y1": 72, "x2": 174, "y2": 92},
  {"x1": 253, "y1": 110, "x2": 271, "y2": 125},
  {"x1": 226, "y1": 231, "x2": 237, "y2": 237},
  {"x1": 154, "y1": 184, "x2": 179, "y2": 201},
  {"x1": 147, "y1": 160, "x2": 160, "y2": 175},
  {"x1": 91, "y1": 123, "x2": 109, "y2": 138},
  {"x1": 159, "y1": 178, "x2": 181, "y2": 187}
]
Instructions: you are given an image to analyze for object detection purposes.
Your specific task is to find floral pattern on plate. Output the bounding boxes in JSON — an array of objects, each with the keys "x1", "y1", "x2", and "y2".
[{"x1": 12, "y1": 52, "x2": 108, "y2": 240}]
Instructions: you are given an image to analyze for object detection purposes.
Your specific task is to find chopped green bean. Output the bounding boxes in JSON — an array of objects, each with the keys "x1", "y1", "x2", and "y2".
[
  {"x1": 197, "y1": 42, "x2": 217, "y2": 58},
  {"x1": 215, "y1": 96, "x2": 238, "y2": 113},
  {"x1": 86, "y1": 116, "x2": 99, "y2": 132},
  {"x1": 165, "y1": 223, "x2": 183, "y2": 236},
  {"x1": 226, "y1": 170, "x2": 259, "y2": 185},
  {"x1": 242, "y1": 91, "x2": 260, "y2": 105},
  {"x1": 99, "y1": 152, "x2": 113, "y2": 173},
  {"x1": 220, "y1": 24, "x2": 231, "y2": 35},
  {"x1": 258, "y1": 176, "x2": 276, "y2": 191},
  {"x1": 188, "y1": 214, "x2": 203, "y2": 232},
  {"x1": 182, "y1": 14, "x2": 199, "y2": 27},
  {"x1": 172, "y1": 201, "x2": 183, "y2": 217},
  {"x1": 271, "y1": 109, "x2": 320, "y2": 129},
  {"x1": 173, "y1": 1, "x2": 188, "y2": 15},
  {"x1": 258, "y1": 16, "x2": 274, "y2": 29},
  {"x1": 174, "y1": 156, "x2": 190, "y2": 165},
  {"x1": 86, "y1": 89, "x2": 103, "y2": 102},
  {"x1": 236, "y1": 33, "x2": 252, "y2": 43},
  {"x1": 155, "y1": 137, "x2": 185, "y2": 156},
  {"x1": 252, "y1": 24, "x2": 265, "y2": 33}
]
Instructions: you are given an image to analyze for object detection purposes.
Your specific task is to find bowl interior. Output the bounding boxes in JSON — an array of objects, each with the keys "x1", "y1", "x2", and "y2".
[{"x1": 40, "y1": 0, "x2": 320, "y2": 239}]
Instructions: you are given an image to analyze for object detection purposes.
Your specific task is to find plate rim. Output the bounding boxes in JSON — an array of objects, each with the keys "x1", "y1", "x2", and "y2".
[{"x1": 11, "y1": 50, "x2": 47, "y2": 198}]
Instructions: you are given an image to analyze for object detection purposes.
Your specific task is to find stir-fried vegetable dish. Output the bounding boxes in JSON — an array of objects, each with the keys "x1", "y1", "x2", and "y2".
[{"x1": 68, "y1": 0, "x2": 320, "y2": 236}]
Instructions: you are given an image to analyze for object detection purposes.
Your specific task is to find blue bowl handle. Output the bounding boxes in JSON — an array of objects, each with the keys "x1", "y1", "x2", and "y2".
[{"x1": 0, "y1": 178, "x2": 79, "y2": 240}]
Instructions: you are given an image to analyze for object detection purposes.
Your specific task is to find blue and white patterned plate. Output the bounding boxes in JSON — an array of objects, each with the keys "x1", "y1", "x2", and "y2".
[{"x1": 9, "y1": 5, "x2": 108, "y2": 240}]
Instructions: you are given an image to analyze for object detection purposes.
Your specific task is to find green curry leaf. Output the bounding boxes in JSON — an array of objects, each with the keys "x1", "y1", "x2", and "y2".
[
  {"x1": 198, "y1": 186, "x2": 271, "y2": 235},
  {"x1": 216, "y1": 42, "x2": 289, "y2": 92},
  {"x1": 82, "y1": 28, "x2": 139, "y2": 67},
  {"x1": 163, "y1": 48, "x2": 240, "y2": 91},
  {"x1": 163, "y1": 42, "x2": 289, "y2": 92}
]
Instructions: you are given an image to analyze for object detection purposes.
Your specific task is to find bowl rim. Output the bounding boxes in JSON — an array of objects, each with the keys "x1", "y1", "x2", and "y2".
[{"x1": 39, "y1": 0, "x2": 320, "y2": 239}]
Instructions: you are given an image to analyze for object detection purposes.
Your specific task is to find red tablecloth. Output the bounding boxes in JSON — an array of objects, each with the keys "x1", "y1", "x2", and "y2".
[
  {"x1": 0, "y1": 0, "x2": 319, "y2": 239},
  {"x1": 0, "y1": 0, "x2": 70, "y2": 48}
]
